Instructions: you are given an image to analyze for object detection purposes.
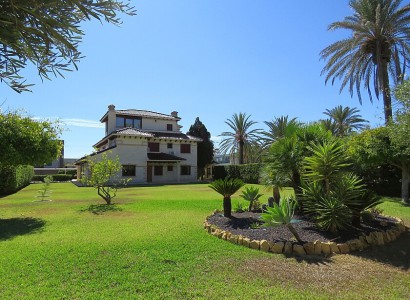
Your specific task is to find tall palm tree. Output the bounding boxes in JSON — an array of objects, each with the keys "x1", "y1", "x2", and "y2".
[
  {"x1": 209, "y1": 178, "x2": 244, "y2": 218},
  {"x1": 219, "y1": 112, "x2": 261, "y2": 165},
  {"x1": 320, "y1": 0, "x2": 410, "y2": 124},
  {"x1": 262, "y1": 116, "x2": 299, "y2": 149},
  {"x1": 323, "y1": 105, "x2": 368, "y2": 136}
]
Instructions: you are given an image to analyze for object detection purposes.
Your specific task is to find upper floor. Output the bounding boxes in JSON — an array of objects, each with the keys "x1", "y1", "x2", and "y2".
[{"x1": 101, "y1": 104, "x2": 182, "y2": 136}]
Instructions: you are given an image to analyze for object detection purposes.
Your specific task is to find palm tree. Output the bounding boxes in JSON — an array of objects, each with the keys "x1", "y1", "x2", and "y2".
[
  {"x1": 320, "y1": 0, "x2": 410, "y2": 124},
  {"x1": 209, "y1": 178, "x2": 245, "y2": 218},
  {"x1": 261, "y1": 116, "x2": 299, "y2": 148},
  {"x1": 323, "y1": 105, "x2": 368, "y2": 136},
  {"x1": 219, "y1": 113, "x2": 261, "y2": 164}
]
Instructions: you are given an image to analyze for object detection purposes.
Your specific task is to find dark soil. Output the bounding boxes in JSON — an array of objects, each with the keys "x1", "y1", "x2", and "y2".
[{"x1": 206, "y1": 212, "x2": 397, "y2": 244}]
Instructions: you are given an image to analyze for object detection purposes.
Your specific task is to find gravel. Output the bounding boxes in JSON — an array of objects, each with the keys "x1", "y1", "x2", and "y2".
[{"x1": 206, "y1": 212, "x2": 397, "y2": 244}]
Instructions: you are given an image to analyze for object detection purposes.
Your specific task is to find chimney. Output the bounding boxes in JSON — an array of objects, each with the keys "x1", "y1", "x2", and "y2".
[
  {"x1": 171, "y1": 111, "x2": 178, "y2": 118},
  {"x1": 108, "y1": 104, "x2": 116, "y2": 111},
  {"x1": 107, "y1": 104, "x2": 116, "y2": 135}
]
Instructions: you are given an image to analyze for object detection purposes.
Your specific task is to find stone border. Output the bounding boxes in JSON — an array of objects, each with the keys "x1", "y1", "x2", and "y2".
[{"x1": 203, "y1": 214, "x2": 407, "y2": 256}]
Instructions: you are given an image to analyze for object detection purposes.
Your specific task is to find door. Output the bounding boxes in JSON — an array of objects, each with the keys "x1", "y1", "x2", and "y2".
[{"x1": 147, "y1": 165, "x2": 152, "y2": 183}]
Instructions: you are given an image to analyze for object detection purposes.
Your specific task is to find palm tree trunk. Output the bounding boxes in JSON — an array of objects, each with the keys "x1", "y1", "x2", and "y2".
[
  {"x1": 286, "y1": 224, "x2": 303, "y2": 244},
  {"x1": 401, "y1": 163, "x2": 410, "y2": 204},
  {"x1": 376, "y1": 43, "x2": 393, "y2": 124},
  {"x1": 239, "y1": 141, "x2": 244, "y2": 164},
  {"x1": 273, "y1": 186, "x2": 280, "y2": 204},
  {"x1": 223, "y1": 196, "x2": 232, "y2": 218}
]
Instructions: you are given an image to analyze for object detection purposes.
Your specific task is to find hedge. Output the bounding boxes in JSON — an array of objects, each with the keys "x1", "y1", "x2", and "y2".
[
  {"x1": 212, "y1": 164, "x2": 262, "y2": 184},
  {"x1": 32, "y1": 174, "x2": 73, "y2": 182},
  {"x1": 0, "y1": 165, "x2": 34, "y2": 195}
]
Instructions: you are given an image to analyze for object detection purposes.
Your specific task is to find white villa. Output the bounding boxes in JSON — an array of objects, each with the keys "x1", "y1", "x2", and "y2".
[{"x1": 76, "y1": 105, "x2": 201, "y2": 184}]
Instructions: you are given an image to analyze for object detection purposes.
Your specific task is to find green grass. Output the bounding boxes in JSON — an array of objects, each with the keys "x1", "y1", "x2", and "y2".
[{"x1": 0, "y1": 183, "x2": 409, "y2": 299}]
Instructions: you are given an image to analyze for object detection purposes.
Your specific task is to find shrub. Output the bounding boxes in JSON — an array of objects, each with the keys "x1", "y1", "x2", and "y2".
[
  {"x1": 213, "y1": 164, "x2": 262, "y2": 183},
  {"x1": 32, "y1": 175, "x2": 47, "y2": 182},
  {"x1": 0, "y1": 165, "x2": 34, "y2": 195},
  {"x1": 240, "y1": 186, "x2": 263, "y2": 211},
  {"x1": 52, "y1": 174, "x2": 73, "y2": 182}
]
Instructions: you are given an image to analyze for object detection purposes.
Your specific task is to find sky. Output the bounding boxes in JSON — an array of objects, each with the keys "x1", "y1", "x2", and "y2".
[{"x1": 0, "y1": 0, "x2": 393, "y2": 159}]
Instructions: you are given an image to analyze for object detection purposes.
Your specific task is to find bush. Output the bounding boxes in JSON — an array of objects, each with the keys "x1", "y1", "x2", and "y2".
[
  {"x1": 213, "y1": 164, "x2": 262, "y2": 183},
  {"x1": 32, "y1": 175, "x2": 47, "y2": 182},
  {"x1": 0, "y1": 165, "x2": 34, "y2": 195},
  {"x1": 58, "y1": 169, "x2": 77, "y2": 177},
  {"x1": 52, "y1": 174, "x2": 73, "y2": 182}
]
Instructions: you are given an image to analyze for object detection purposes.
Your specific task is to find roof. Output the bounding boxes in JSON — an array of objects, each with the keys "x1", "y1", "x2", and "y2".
[
  {"x1": 74, "y1": 145, "x2": 117, "y2": 165},
  {"x1": 100, "y1": 109, "x2": 180, "y2": 122},
  {"x1": 147, "y1": 152, "x2": 186, "y2": 161},
  {"x1": 93, "y1": 128, "x2": 202, "y2": 148}
]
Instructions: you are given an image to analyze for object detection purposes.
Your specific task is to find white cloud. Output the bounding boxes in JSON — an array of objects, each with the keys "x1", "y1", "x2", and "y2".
[{"x1": 62, "y1": 118, "x2": 104, "y2": 128}]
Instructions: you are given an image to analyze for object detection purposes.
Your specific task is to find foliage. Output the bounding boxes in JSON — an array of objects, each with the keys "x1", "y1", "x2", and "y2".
[
  {"x1": 321, "y1": 0, "x2": 410, "y2": 123},
  {"x1": 323, "y1": 105, "x2": 368, "y2": 137},
  {"x1": 212, "y1": 165, "x2": 228, "y2": 180},
  {"x1": 209, "y1": 178, "x2": 244, "y2": 217},
  {"x1": 261, "y1": 197, "x2": 303, "y2": 243},
  {"x1": 0, "y1": 165, "x2": 34, "y2": 195},
  {"x1": 233, "y1": 201, "x2": 246, "y2": 213},
  {"x1": 226, "y1": 164, "x2": 262, "y2": 183},
  {"x1": 187, "y1": 117, "x2": 214, "y2": 179},
  {"x1": 80, "y1": 152, "x2": 126, "y2": 205},
  {"x1": 304, "y1": 140, "x2": 351, "y2": 193},
  {"x1": 348, "y1": 126, "x2": 410, "y2": 203},
  {"x1": 51, "y1": 174, "x2": 74, "y2": 182},
  {"x1": 0, "y1": 111, "x2": 62, "y2": 166},
  {"x1": 0, "y1": 0, "x2": 135, "y2": 93},
  {"x1": 261, "y1": 116, "x2": 300, "y2": 148},
  {"x1": 36, "y1": 175, "x2": 53, "y2": 201},
  {"x1": 240, "y1": 186, "x2": 263, "y2": 211},
  {"x1": 219, "y1": 112, "x2": 262, "y2": 164}
]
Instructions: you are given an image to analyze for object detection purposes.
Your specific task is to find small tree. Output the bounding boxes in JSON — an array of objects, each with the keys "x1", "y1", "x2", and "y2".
[
  {"x1": 209, "y1": 178, "x2": 244, "y2": 218},
  {"x1": 80, "y1": 152, "x2": 125, "y2": 205},
  {"x1": 187, "y1": 117, "x2": 214, "y2": 179},
  {"x1": 240, "y1": 186, "x2": 263, "y2": 211},
  {"x1": 36, "y1": 175, "x2": 53, "y2": 201}
]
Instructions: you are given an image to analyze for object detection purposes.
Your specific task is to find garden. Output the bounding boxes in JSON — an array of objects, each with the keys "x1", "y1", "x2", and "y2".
[{"x1": 0, "y1": 182, "x2": 409, "y2": 299}]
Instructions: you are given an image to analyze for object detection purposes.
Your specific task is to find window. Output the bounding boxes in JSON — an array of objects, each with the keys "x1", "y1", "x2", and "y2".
[
  {"x1": 122, "y1": 165, "x2": 136, "y2": 177},
  {"x1": 167, "y1": 124, "x2": 173, "y2": 131},
  {"x1": 148, "y1": 142, "x2": 160, "y2": 152},
  {"x1": 180, "y1": 144, "x2": 191, "y2": 153},
  {"x1": 167, "y1": 143, "x2": 173, "y2": 149},
  {"x1": 116, "y1": 116, "x2": 142, "y2": 129},
  {"x1": 180, "y1": 165, "x2": 191, "y2": 176},
  {"x1": 154, "y1": 166, "x2": 163, "y2": 176},
  {"x1": 167, "y1": 165, "x2": 173, "y2": 172}
]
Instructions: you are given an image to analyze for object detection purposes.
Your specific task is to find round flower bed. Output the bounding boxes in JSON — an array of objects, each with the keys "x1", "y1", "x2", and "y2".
[{"x1": 204, "y1": 211, "x2": 407, "y2": 256}]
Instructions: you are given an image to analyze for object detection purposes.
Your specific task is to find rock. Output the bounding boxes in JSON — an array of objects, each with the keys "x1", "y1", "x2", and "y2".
[
  {"x1": 242, "y1": 238, "x2": 251, "y2": 248},
  {"x1": 382, "y1": 231, "x2": 391, "y2": 243},
  {"x1": 303, "y1": 242, "x2": 315, "y2": 255},
  {"x1": 221, "y1": 232, "x2": 228, "y2": 240},
  {"x1": 237, "y1": 235, "x2": 243, "y2": 245},
  {"x1": 249, "y1": 240, "x2": 260, "y2": 250},
  {"x1": 271, "y1": 242, "x2": 284, "y2": 254},
  {"x1": 228, "y1": 235, "x2": 238, "y2": 244},
  {"x1": 321, "y1": 242, "x2": 331, "y2": 255},
  {"x1": 375, "y1": 232, "x2": 385, "y2": 245},
  {"x1": 260, "y1": 240, "x2": 270, "y2": 252},
  {"x1": 313, "y1": 240, "x2": 322, "y2": 255},
  {"x1": 365, "y1": 234, "x2": 373, "y2": 244},
  {"x1": 329, "y1": 242, "x2": 340, "y2": 254},
  {"x1": 284, "y1": 242, "x2": 293, "y2": 254},
  {"x1": 211, "y1": 229, "x2": 219, "y2": 237},
  {"x1": 338, "y1": 243, "x2": 349, "y2": 254},
  {"x1": 347, "y1": 239, "x2": 364, "y2": 251},
  {"x1": 218, "y1": 231, "x2": 225, "y2": 239},
  {"x1": 293, "y1": 244, "x2": 306, "y2": 256},
  {"x1": 359, "y1": 236, "x2": 369, "y2": 249}
]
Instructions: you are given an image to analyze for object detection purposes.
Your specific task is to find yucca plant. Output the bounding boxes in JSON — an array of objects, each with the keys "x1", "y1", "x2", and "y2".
[
  {"x1": 240, "y1": 186, "x2": 263, "y2": 211},
  {"x1": 313, "y1": 195, "x2": 352, "y2": 234},
  {"x1": 209, "y1": 178, "x2": 244, "y2": 218},
  {"x1": 261, "y1": 197, "x2": 303, "y2": 243}
]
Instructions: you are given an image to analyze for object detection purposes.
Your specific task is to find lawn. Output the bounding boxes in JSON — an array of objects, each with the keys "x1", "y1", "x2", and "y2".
[{"x1": 0, "y1": 182, "x2": 409, "y2": 299}]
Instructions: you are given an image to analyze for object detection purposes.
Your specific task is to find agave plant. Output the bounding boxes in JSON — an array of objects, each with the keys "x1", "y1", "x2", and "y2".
[
  {"x1": 240, "y1": 186, "x2": 263, "y2": 211},
  {"x1": 209, "y1": 178, "x2": 244, "y2": 218},
  {"x1": 261, "y1": 197, "x2": 303, "y2": 243}
]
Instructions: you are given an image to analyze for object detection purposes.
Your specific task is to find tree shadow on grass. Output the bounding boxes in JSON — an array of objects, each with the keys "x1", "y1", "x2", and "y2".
[
  {"x1": 80, "y1": 204, "x2": 123, "y2": 215},
  {"x1": 352, "y1": 229, "x2": 410, "y2": 270},
  {"x1": 0, "y1": 217, "x2": 46, "y2": 241}
]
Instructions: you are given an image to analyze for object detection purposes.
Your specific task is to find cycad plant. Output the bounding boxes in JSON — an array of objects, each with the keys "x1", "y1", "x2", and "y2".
[
  {"x1": 261, "y1": 197, "x2": 303, "y2": 243},
  {"x1": 240, "y1": 186, "x2": 263, "y2": 211},
  {"x1": 209, "y1": 178, "x2": 244, "y2": 218}
]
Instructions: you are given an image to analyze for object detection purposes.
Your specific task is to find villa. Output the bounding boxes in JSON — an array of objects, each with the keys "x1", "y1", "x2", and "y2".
[{"x1": 76, "y1": 105, "x2": 201, "y2": 184}]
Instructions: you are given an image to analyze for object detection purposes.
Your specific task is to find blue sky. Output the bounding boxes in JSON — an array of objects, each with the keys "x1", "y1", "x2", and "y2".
[{"x1": 1, "y1": 0, "x2": 390, "y2": 158}]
